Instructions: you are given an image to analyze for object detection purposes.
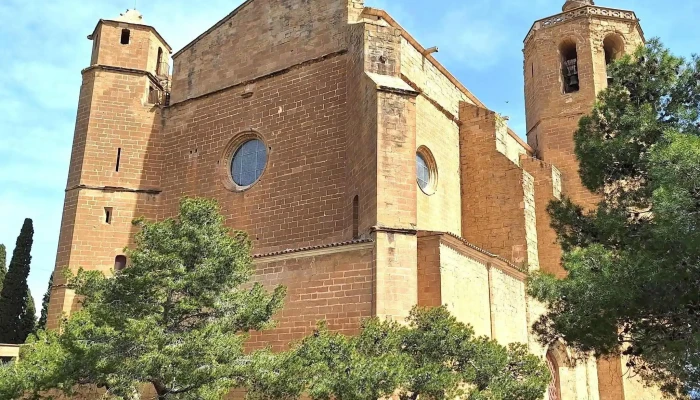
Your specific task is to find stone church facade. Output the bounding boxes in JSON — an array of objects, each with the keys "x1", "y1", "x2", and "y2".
[{"x1": 47, "y1": 0, "x2": 662, "y2": 398}]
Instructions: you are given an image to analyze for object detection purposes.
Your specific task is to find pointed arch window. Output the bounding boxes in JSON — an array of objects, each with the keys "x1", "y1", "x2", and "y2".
[{"x1": 546, "y1": 351, "x2": 563, "y2": 400}]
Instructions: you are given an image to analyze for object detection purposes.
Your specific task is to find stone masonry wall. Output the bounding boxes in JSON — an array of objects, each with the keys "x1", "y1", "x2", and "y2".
[
  {"x1": 170, "y1": 0, "x2": 352, "y2": 104},
  {"x1": 459, "y1": 103, "x2": 528, "y2": 266},
  {"x1": 49, "y1": 66, "x2": 164, "y2": 330},
  {"x1": 160, "y1": 54, "x2": 349, "y2": 255},
  {"x1": 92, "y1": 23, "x2": 167, "y2": 76},
  {"x1": 439, "y1": 244, "x2": 491, "y2": 337},
  {"x1": 489, "y1": 266, "x2": 529, "y2": 345},
  {"x1": 247, "y1": 244, "x2": 374, "y2": 352},
  {"x1": 415, "y1": 96, "x2": 462, "y2": 236}
]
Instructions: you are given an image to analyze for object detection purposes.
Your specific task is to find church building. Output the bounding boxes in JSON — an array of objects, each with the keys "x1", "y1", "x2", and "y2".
[{"x1": 48, "y1": 0, "x2": 662, "y2": 398}]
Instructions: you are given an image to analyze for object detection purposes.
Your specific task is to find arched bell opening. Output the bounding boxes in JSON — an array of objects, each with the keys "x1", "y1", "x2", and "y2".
[{"x1": 560, "y1": 40, "x2": 580, "y2": 94}]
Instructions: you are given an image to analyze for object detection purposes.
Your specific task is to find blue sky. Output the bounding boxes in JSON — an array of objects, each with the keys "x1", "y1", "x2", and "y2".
[{"x1": 0, "y1": 0, "x2": 698, "y2": 310}]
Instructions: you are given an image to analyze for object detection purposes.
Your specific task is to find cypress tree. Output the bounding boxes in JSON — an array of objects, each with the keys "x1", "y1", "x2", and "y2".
[
  {"x1": 36, "y1": 274, "x2": 53, "y2": 332},
  {"x1": 20, "y1": 290, "x2": 36, "y2": 339},
  {"x1": 0, "y1": 219, "x2": 34, "y2": 344},
  {"x1": 0, "y1": 244, "x2": 6, "y2": 291}
]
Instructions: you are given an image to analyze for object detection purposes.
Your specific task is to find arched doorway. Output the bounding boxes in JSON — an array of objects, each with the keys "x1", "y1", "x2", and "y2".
[{"x1": 547, "y1": 350, "x2": 563, "y2": 400}]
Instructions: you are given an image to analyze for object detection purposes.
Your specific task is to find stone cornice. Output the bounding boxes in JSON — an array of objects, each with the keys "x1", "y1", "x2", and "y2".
[{"x1": 524, "y1": 6, "x2": 644, "y2": 45}]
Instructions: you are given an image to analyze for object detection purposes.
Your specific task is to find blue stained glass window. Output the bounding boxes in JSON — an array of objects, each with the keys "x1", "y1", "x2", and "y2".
[
  {"x1": 417, "y1": 153, "x2": 430, "y2": 191},
  {"x1": 231, "y1": 139, "x2": 267, "y2": 187}
]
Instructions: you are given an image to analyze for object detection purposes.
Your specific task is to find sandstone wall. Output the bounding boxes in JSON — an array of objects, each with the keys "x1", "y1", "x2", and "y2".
[
  {"x1": 170, "y1": 0, "x2": 352, "y2": 103},
  {"x1": 248, "y1": 243, "x2": 374, "y2": 352},
  {"x1": 160, "y1": 54, "x2": 349, "y2": 255}
]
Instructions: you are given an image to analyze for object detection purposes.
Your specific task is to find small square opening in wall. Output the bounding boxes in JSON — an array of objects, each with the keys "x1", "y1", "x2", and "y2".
[{"x1": 104, "y1": 207, "x2": 113, "y2": 224}]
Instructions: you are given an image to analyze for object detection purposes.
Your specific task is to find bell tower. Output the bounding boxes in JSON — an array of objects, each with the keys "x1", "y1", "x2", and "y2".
[
  {"x1": 47, "y1": 10, "x2": 171, "y2": 330},
  {"x1": 524, "y1": 3, "x2": 648, "y2": 400},
  {"x1": 523, "y1": 0, "x2": 644, "y2": 209}
]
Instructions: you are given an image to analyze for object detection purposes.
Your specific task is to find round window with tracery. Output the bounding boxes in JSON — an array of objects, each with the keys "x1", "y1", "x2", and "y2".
[
  {"x1": 231, "y1": 139, "x2": 267, "y2": 187},
  {"x1": 416, "y1": 146, "x2": 438, "y2": 195}
]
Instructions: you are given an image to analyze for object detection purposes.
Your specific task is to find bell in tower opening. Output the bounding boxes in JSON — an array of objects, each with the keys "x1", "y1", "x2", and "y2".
[{"x1": 560, "y1": 40, "x2": 579, "y2": 93}]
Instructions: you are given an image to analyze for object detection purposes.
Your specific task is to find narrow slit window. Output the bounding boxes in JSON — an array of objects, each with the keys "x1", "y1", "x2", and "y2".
[
  {"x1": 120, "y1": 29, "x2": 131, "y2": 45},
  {"x1": 116, "y1": 148, "x2": 122, "y2": 172},
  {"x1": 352, "y1": 195, "x2": 359, "y2": 239},
  {"x1": 560, "y1": 40, "x2": 579, "y2": 94},
  {"x1": 114, "y1": 255, "x2": 127, "y2": 272},
  {"x1": 104, "y1": 207, "x2": 113, "y2": 224}
]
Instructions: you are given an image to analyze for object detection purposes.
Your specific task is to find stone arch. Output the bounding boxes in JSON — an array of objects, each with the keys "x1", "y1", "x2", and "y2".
[
  {"x1": 559, "y1": 39, "x2": 580, "y2": 93},
  {"x1": 603, "y1": 33, "x2": 626, "y2": 65},
  {"x1": 545, "y1": 341, "x2": 576, "y2": 400}
]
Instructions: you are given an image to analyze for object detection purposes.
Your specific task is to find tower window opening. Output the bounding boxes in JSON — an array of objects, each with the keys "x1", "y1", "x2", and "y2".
[
  {"x1": 116, "y1": 148, "x2": 122, "y2": 172},
  {"x1": 114, "y1": 255, "x2": 127, "y2": 272},
  {"x1": 157, "y1": 47, "x2": 164, "y2": 75},
  {"x1": 604, "y1": 34, "x2": 625, "y2": 85},
  {"x1": 560, "y1": 40, "x2": 579, "y2": 93},
  {"x1": 352, "y1": 195, "x2": 359, "y2": 239},
  {"x1": 104, "y1": 207, "x2": 113, "y2": 224},
  {"x1": 120, "y1": 29, "x2": 131, "y2": 45}
]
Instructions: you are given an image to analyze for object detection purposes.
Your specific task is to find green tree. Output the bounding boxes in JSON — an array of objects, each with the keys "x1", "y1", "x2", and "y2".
[
  {"x1": 36, "y1": 274, "x2": 53, "y2": 332},
  {"x1": 248, "y1": 306, "x2": 551, "y2": 400},
  {"x1": 0, "y1": 219, "x2": 35, "y2": 344},
  {"x1": 21, "y1": 291, "x2": 36, "y2": 340},
  {"x1": 0, "y1": 198, "x2": 286, "y2": 399},
  {"x1": 528, "y1": 39, "x2": 700, "y2": 397},
  {"x1": 0, "y1": 244, "x2": 7, "y2": 291}
]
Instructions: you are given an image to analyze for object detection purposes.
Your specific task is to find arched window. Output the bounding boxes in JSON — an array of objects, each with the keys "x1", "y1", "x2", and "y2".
[
  {"x1": 156, "y1": 47, "x2": 164, "y2": 75},
  {"x1": 560, "y1": 40, "x2": 579, "y2": 93},
  {"x1": 120, "y1": 29, "x2": 131, "y2": 45},
  {"x1": 603, "y1": 34, "x2": 625, "y2": 85},
  {"x1": 352, "y1": 195, "x2": 359, "y2": 239},
  {"x1": 546, "y1": 351, "x2": 563, "y2": 400},
  {"x1": 114, "y1": 255, "x2": 127, "y2": 272}
]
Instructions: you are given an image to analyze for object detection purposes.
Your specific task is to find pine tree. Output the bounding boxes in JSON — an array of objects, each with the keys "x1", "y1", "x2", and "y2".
[
  {"x1": 36, "y1": 274, "x2": 53, "y2": 332},
  {"x1": 529, "y1": 40, "x2": 700, "y2": 396},
  {"x1": 0, "y1": 219, "x2": 34, "y2": 344},
  {"x1": 0, "y1": 244, "x2": 7, "y2": 292}
]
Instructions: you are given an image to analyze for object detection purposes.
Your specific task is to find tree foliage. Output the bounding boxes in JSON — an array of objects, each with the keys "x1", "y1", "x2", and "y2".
[
  {"x1": 36, "y1": 274, "x2": 53, "y2": 332},
  {"x1": 248, "y1": 306, "x2": 551, "y2": 400},
  {"x1": 0, "y1": 198, "x2": 286, "y2": 399},
  {"x1": 0, "y1": 244, "x2": 7, "y2": 290},
  {"x1": 529, "y1": 39, "x2": 700, "y2": 396},
  {"x1": 0, "y1": 219, "x2": 35, "y2": 344}
]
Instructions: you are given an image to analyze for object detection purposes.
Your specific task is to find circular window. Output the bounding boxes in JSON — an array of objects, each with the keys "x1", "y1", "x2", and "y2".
[
  {"x1": 416, "y1": 146, "x2": 438, "y2": 195},
  {"x1": 231, "y1": 139, "x2": 267, "y2": 187},
  {"x1": 220, "y1": 133, "x2": 269, "y2": 192}
]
